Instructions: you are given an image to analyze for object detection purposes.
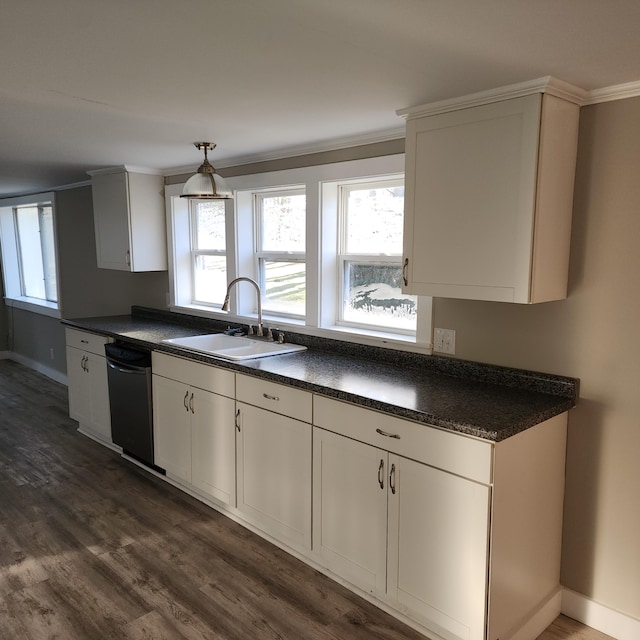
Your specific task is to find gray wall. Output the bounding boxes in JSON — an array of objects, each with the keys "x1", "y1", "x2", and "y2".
[{"x1": 56, "y1": 186, "x2": 168, "y2": 319}]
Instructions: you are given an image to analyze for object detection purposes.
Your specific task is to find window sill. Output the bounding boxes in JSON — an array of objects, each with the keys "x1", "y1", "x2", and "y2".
[{"x1": 4, "y1": 297, "x2": 61, "y2": 319}]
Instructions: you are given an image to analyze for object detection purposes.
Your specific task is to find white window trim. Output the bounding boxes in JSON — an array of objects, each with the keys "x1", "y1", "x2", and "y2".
[
  {"x1": 0, "y1": 192, "x2": 61, "y2": 318},
  {"x1": 165, "y1": 155, "x2": 433, "y2": 352}
]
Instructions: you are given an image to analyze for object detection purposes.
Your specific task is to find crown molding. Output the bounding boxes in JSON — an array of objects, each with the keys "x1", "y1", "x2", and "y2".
[
  {"x1": 54, "y1": 179, "x2": 91, "y2": 191},
  {"x1": 397, "y1": 76, "x2": 588, "y2": 120},
  {"x1": 163, "y1": 127, "x2": 406, "y2": 177},
  {"x1": 584, "y1": 80, "x2": 640, "y2": 105}
]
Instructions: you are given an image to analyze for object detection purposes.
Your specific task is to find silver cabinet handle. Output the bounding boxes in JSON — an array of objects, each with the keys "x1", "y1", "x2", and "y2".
[
  {"x1": 262, "y1": 393, "x2": 279, "y2": 402},
  {"x1": 235, "y1": 409, "x2": 241, "y2": 432},
  {"x1": 378, "y1": 459, "x2": 384, "y2": 489},
  {"x1": 84, "y1": 357, "x2": 89, "y2": 373},
  {"x1": 80, "y1": 339, "x2": 89, "y2": 344},
  {"x1": 80, "y1": 356, "x2": 87, "y2": 371},
  {"x1": 376, "y1": 428, "x2": 400, "y2": 439},
  {"x1": 402, "y1": 257, "x2": 409, "y2": 287},
  {"x1": 390, "y1": 463, "x2": 396, "y2": 495},
  {"x1": 125, "y1": 249, "x2": 131, "y2": 267},
  {"x1": 189, "y1": 393, "x2": 194, "y2": 414},
  {"x1": 183, "y1": 390, "x2": 189, "y2": 412}
]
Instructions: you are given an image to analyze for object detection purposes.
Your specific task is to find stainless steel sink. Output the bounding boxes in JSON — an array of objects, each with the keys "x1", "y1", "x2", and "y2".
[{"x1": 162, "y1": 333, "x2": 306, "y2": 361}]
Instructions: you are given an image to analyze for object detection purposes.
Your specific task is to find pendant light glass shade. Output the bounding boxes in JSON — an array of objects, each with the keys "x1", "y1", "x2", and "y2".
[{"x1": 181, "y1": 142, "x2": 233, "y2": 199}]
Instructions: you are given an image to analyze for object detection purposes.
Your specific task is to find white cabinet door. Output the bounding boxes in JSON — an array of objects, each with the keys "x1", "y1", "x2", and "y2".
[
  {"x1": 236, "y1": 402, "x2": 312, "y2": 549},
  {"x1": 152, "y1": 374, "x2": 192, "y2": 482},
  {"x1": 312, "y1": 428, "x2": 388, "y2": 596},
  {"x1": 387, "y1": 455, "x2": 490, "y2": 640},
  {"x1": 191, "y1": 389, "x2": 236, "y2": 506},
  {"x1": 403, "y1": 93, "x2": 578, "y2": 303}
]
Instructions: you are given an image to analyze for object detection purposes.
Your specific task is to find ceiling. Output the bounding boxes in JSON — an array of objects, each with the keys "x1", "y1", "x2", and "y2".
[{"x1": 2, "y1": 0, "x2": 640, "y2": 198}]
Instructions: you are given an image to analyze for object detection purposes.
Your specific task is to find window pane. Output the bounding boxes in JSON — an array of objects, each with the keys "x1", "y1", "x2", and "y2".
[
  {"x1": 342, "y1": 262, "x2": 416, "y2": 331},
  {"x1": 194, "y1": 201, "x2": 226, "y2": 250},
  {"x1": 345, "y1": 185, "x2": 404, "y2": 254},
  {"x1": 260, "y1": 194, "x2": 305, "y2": 252},
  {"x1": 262, "y1": 260, "x2": 305, "y2": 316},
  {"x1": 15, "y1": 206, "x2": 47, "y2": 300},
  {"x1": 193, "y1": 255, "x2": 227, "y2": 305}
]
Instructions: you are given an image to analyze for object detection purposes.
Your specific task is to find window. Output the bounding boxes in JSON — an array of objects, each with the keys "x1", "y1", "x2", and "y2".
[
  {"x1": 166, "y1": 154, "x2": 432, "y2": 350},
  {"x1": 190, "y1": 200, "x2": 227, "y2": 306},
  {"x1": 338, "y1": 179, "x2": 416, "y2": 333},
  {"x1": 0, "y1": 193, "x2": 60, "y2": 316},
  {"x1": 14, "y1": 204, "x2": 58, "y2": 303},
  {"x1": 255, "y1": 190, "x2": 306, "y2": 317}
]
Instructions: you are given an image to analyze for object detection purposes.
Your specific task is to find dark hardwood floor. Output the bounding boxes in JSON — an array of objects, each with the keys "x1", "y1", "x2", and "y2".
[{"x1": 0, "y1": 360, "x2": 611, "y2": 640}]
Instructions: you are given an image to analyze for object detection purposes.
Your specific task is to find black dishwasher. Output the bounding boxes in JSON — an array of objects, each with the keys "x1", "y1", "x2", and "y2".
[{"x1": 105, "y1": 343, "x2": 164, "y2": 473}]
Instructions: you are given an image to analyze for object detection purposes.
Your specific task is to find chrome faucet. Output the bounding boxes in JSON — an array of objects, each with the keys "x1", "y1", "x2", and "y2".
[{"x1": 221, "y1": 277, "x2": 264, "y2": 337}]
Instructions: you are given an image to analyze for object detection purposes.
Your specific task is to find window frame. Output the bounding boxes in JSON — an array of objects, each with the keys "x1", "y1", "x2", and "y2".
[
  {"x1": 253, "y1": 188, "x2": 306, "y2": 320},
  {"x1": 0, "y1": 192, "x2": 61, "y2": 318},
  {"x1": 165, "y1": 155, "x2": 433, "y2": 353}
]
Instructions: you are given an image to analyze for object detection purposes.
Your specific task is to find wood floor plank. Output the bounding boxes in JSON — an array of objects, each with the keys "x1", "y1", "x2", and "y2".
[
  {"x1": 4, "y1": 579, "x2": 113, "y2": 640},
  {"x1": 0, "y1": 360, "x2": 613, "y2": 640},
  {"x1": 124, "y1": 611, "x2": 190, "y2": 640},
  {"x1": 536, "y1": 614, "x2": 615, "y2": 640}
]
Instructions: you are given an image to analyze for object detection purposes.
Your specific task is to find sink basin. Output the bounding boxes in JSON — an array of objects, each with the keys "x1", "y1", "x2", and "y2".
[{"x1": 162, "y1": 333, "x2": 307, "y2": 361}]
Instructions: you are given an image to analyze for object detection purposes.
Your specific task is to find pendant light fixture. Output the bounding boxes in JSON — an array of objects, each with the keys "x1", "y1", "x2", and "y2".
[{"x1": 181, "y1": 142, "x2": 233, "y2": 199}]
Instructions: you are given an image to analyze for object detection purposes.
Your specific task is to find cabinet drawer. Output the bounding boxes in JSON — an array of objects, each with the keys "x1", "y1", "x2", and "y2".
[
  {"x1": 236, "y1": 374, "x2": 312, "y2": 423},
  {"x1": 313, "y1": 395, "x2": 493, "y2": 484},
  {"x1": 152, "y1": 352, "x2": 235, "y2": 398},
  {"x1": 65, "y1": 328, "x2": 112, "y2": 356}
]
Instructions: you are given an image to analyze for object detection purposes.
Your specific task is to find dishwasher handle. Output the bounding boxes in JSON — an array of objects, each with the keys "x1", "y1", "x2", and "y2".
[{"x1": 107, "y1": 359, "x2": 149, "y2": 374}]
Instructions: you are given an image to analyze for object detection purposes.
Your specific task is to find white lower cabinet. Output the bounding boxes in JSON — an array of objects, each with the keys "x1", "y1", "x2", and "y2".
[
  {"x1": 152, "y1": 353, "x2": 236, "y2": 506},
  {"x1": 235, "y1": 374, "x2": 312, "y2": 551},
  {"x1": 313, "y1": 426, "x2": 490, "y2": 640},
  {"x1": 65, "y1": 329, "x2": 112, "y2": 444},
  {"x1": 313, "y1": 395, "x2": 568, "y2": 640},
  {"x1": 65, "y1": 339, "x2": 566, "y2": 640}
]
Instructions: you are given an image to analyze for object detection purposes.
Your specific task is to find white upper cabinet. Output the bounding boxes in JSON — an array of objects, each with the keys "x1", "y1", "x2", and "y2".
[
  {"x1": 89, "y1": 166, "x2": 168, "y2": 272},
  {"x1": 399, "y1": 78, "x2": 583, "y2": 303}
]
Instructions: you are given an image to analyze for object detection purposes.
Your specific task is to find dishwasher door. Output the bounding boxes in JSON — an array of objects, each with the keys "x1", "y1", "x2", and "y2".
[{"x1": 105, "y1": 343, "x2": 158, "y2": 470}]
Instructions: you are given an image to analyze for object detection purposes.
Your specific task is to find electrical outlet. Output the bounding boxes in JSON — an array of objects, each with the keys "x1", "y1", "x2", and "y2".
[
  {"x1": 433, "y1": 328, "x2": 456, "y2": 355},
  {"x1": 50, "y1": 347, "x2": 55, "y2": 360}
]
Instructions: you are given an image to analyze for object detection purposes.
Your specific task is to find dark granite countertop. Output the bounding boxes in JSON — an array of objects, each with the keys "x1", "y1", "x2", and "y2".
[{"x1": 63, "y1": 307, "x2": 578, "y2": 442}]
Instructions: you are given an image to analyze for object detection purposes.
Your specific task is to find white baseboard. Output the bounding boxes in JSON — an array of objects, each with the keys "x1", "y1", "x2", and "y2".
[
  {"x1": 563, "y1": 588, "x2": 640, "y2": 640},
  {"x1": 8, "y1": 352, "x2": 68, "y2": 386},
  {"x1": 508, "y1": 589, "x2": 562, "y2": 640}
]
